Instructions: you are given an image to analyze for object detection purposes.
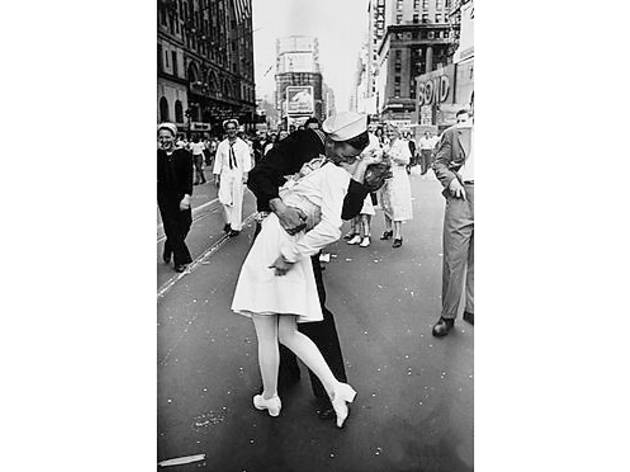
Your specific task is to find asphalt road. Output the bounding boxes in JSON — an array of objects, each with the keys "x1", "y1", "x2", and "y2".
[{"x1": 157, "y1": 172, "x2": 474, "y2": 472}]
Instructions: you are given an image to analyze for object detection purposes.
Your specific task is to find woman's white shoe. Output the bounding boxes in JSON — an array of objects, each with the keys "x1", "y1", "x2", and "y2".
[
  {"x1": 347, "y1": 235, "x2": 362, "y2": 245},
  {"x1": 253, "y1": 394, "x2": 282, "y2": 417},
  {"x1": 359, "y1": 236, "x2": 371, "y2": 248},
  {"x1": 330, "y1": 383, "x2": 357, "y2": 428}
]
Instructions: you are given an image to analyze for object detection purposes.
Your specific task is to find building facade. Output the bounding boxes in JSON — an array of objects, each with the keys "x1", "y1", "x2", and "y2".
[
  {"x1": 157, "y1": 0, "x2": 256, "y2": 135},
  {"x1": 413, "y1": 0, "x2": 473, "y2": 131},
  {"x1": 275, "y1": 36, "x2": 324, "y2": 127},
  {"x1": 373, "y1": 0, "x2": 459, "y2": 124}
]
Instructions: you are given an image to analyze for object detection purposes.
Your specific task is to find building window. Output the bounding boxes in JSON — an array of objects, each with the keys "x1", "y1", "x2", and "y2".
[
  {"x1": 159, "y1": 97, "x2": 169, "y2": 122},
  {"x1": 175, "y1": 100, "x2": 184, "y2": 123},
  {"x1": 171, "y1": 51, "x2": 178, "y2": 77},
  {"x1": 413, "y1": 0, "x2": 420, "y2": 8},
  {"x1": 444, "y1": 30, "x2": 450, "y2": 38},
  {"x1": 445, "y1": 0, "x2": 451, "y2": 8},
  {"x1": 158, "y1": 44, "x2": 163, "y2": 72},
  {"x1": 413, "y1": 14, "x2": 419, "y2": 23},
  {"x1": 422, "y1": 0, "x2": 428, "y2": 8},
  {"x1": 395, "y1": 50, "x2": 402, "y2": 59},
  {"x1": 436, "y1": 0, "x2": 443, "y2": 9},
  {"x1": 422, "y1": 13, "x2": 429, "y2": 23},
  {"x1": 435, "y1": 14, "x2": 442, "y2": 23},
  {"x1": 394, "y1": 88, "x2": 401, "y2": 97},
  {"x1": 428, "y1": 31, "x2": 435, "y2": 39},
  {"x1": 396, "y1": 14, "x2": 403, "y2": 24},
  {"x1": 395, "y1": 75, "x2": 401, "y2": 85},
  {"x1": 396, "y1": 0, "x2": 403, "y2": 9}
]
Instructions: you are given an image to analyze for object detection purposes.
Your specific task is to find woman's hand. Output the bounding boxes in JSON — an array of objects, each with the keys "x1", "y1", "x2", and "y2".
[
  {"x1": 179, "y1": 195, "x2": 191, "y2": 211},
  {"x1": 270, "y1": 198, "x2": 307, "y2": 235},
  {"x1": 268, "y1": 255, "x2": 295, "y2": 276}
]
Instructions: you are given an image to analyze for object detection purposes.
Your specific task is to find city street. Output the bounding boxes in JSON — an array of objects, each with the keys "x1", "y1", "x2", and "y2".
[{"x1": 157, "y1": 173, "x2": 473, "y2": 472}]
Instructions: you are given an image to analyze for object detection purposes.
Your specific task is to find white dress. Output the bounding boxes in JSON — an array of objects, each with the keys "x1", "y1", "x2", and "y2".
[
  {"x1": 231, "y1": 162, "x2": 351, "y2": 323},
  {"x1": 380, "y1": 139, "x2": 413, "y2": 222}
]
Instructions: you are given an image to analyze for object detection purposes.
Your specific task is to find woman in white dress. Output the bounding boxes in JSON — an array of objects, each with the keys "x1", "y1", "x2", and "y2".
[
  {"x1": 231, "y1": 148, "x2": 378, "y2": 428},
  {"x1": 379, "y1": 124, "x2": 413, "y2": 248}
]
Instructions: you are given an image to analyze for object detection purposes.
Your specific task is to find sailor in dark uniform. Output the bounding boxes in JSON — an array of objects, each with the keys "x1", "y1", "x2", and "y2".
[
  {"x1": 157, "y1": 123, "x2": 194, "y2": 273},
  {"x1": 247, "y1": 112, "x2": 389, "y2": 419}
]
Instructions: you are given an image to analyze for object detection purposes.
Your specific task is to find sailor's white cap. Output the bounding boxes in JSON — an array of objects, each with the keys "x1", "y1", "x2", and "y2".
[{"x1": 322, "y1": 112, "x2": 368, "y2": 142}]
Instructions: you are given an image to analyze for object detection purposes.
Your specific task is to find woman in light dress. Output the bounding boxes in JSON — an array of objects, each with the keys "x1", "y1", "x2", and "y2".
[
  {"x1": 231, "y1": 145, "x2": 378, "y2": 428},
  {"x1": 379, "y1": 124, "x2": 413, "y2": 248}
]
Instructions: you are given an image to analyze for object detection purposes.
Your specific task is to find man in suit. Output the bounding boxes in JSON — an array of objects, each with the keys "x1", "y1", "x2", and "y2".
[
  {"x1": 157, "y1": 123, "x2": 194, "y2": 273},
  {"x1": 431, "y1": 98, "x2": 475, "y2": 337},
  {"x1": 247, "y1": 112, "x2": 389, "y2": 419}
]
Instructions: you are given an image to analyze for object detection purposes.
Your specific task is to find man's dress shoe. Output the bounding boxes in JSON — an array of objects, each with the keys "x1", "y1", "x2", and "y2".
[
  {"x1": 432, "y1": 317, "x2": 455, "y2": 337},
  {"x1": 463, "y1": 311, "x2": 474, "y2": 325}
]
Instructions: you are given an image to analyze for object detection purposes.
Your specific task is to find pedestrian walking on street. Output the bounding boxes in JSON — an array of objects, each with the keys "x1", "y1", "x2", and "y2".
[
  {"x1": 419, "y1": 131, "x2": 435, "y2": 175},
  {"x1": 157, "y1": 123, "x2": 193, "y2": 273},
  {"x1": 431, "y1": 99, "x2": 475, "y2": 338},
  {"x1": 404, "y1": 131, "x2": 417, "y2": 174},
  {"x1": 190, "y1": 135, "x2": 207, "y2": 185},
  {"x1": 379, "y1": 124, "x2": 413, "y2": 248},
  {"x1": 345, "y1": 129, "x2": 383, "y2": 248},
  {"x1": 245, "y1": 112, "x2": 389, "y2": 423},
  {"x1": 213, "y1": 119, "x2": 252, "y2": 237}
]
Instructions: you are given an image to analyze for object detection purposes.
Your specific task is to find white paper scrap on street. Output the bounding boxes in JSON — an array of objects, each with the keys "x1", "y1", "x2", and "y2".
[
  {"x1": 158, "y1": 453, "x2": 206, "y2": 467},
  {"x1": 319, "y1": 253, "x2": 331, "y2": 263}
]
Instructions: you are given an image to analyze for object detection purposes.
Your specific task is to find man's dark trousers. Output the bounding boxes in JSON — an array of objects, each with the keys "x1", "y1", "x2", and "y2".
[
  {"x1": 159, "y1": 198, "x2": 193, "y2": 266},
  {"x1": 252, "y1": 222, "x2": 347, "y2": 403}
]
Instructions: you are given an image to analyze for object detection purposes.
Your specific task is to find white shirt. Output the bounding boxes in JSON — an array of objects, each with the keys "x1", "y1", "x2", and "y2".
[
  {"x1": 190, "y1": 142, "x2": 205, "y2": 155},
  {"x1": 213, "y1": 138, "x2": 252, "y2": 175},
  {"x1": 278, "y1": 162, "x2": 351, "y2": 263},
  {"x1": 459, "y1": 127, "x2": 474, "y2": 182}
]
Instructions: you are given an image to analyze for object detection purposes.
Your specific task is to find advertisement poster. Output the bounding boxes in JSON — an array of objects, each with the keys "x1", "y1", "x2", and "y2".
[{"x1": 286, "y1": 86, "x2": 314, "y2": 114}]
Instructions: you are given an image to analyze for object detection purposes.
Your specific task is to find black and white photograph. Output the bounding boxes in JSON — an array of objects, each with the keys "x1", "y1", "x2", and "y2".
[
  {"x1": 157, "y1": 0, "x2": 474, "y2": 470},
  {"x1": 5, "y1": 1, "x2": 630, "y2": 471}
]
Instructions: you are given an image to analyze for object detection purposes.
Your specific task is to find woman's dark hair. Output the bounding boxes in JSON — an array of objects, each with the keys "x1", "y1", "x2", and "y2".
[{"x1": 345, "y1": 131, "x2": 369, "y2": 152}]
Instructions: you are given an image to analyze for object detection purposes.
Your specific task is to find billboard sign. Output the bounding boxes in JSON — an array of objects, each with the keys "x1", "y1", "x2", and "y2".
[
  {"x1": 286, "y1": 86, "x2": 314, "y2": 115},
  {"x1": 280, "y1": 52, "x2": 316, "y2": 73},
  {"x1": 416, "y1": 65, "x2": 455, "y2": 108}
]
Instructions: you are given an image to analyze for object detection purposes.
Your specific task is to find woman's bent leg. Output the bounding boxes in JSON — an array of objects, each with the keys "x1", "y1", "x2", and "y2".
[
  {"x1": 278, "y1": 316, "x2": 337, "y2": 396},
  {"x1": 278, "y1": 316, "x2": 356, "y2": 428},
  {"x1": 251, "y1": 314, "x2": 279, "y2": 400}
]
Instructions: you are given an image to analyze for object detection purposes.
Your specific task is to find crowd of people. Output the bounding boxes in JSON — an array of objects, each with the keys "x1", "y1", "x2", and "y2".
[{"x1": 157, "y1": 98, "x2": 474, "y2": 428}]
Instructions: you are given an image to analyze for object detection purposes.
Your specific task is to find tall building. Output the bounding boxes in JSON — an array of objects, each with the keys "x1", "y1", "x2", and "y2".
[
  {"x1": 373, "y1": 0, "x2": 459, "y2": 124},
  {"x1": 351, "y1": 42, "x2": 373, "y2": 114},
  {"x1": 275, "y1": 36, "x2": 324, "y2": 128},
  {"x1": 412, "y1": 0, "x2": 473, "y2": 130},
  {"x1": 366, "y1": 0, "x2": 387, "y2": 110},
  {"x1": 157, "y1": 0, "x2": 256, "y2": 135}
]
